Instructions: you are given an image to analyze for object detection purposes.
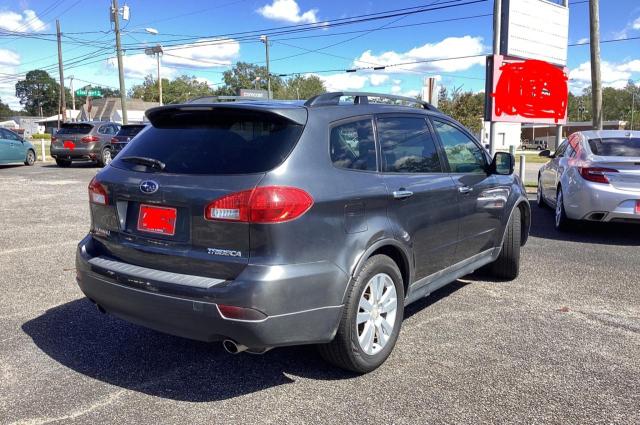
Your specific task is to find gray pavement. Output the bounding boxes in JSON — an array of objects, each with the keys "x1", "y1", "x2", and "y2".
[{"x1": 0, "y1": 163, "x2": 639, "y2": 424}]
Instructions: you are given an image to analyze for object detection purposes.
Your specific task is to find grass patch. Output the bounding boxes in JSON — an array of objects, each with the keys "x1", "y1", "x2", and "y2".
[{"x1": 29, "y1": 139, "x2": 51, "y2": 160}]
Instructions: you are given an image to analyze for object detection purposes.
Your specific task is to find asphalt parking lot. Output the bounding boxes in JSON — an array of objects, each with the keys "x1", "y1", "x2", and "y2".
[{"x1": 1, "y1": 163, "x2": 639, "y2": 425}]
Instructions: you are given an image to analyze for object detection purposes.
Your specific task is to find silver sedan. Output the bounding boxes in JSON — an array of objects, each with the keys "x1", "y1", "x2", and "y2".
[{"x1": 537, "y1": 130, "x2": 640, "y2": 230}]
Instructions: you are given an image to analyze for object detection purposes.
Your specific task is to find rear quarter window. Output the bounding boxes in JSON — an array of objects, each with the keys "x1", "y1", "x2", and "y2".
[
  {"x1": 112, "y1": 109, "x2": 304, "y2": 175},
  {"x1": 588, "y1": 138, "x2": 640, "y2": 157}
]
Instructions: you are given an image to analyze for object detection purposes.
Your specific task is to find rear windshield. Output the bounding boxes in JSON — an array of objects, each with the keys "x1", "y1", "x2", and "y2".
[
  {"x1": 117, "y1": 125, "x2": 146, "y2": 137},
  {"x1": 112, "y1": 109, "x2": 304, "y2": 174},
  {"x1": 588, "y1": 138, "x2": 640, "y2": 157},
  {"x1": 57, "y1": 124, "x2": 93, "y2": 135}
]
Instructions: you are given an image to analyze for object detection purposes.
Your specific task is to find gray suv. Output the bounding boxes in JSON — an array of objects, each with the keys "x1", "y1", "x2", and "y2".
[
  {"x1": 51, "y1": 121, "x2": 120, "y2": 167},
  {"x1": 75, "y1": 92, "x2": 530, "y2": 373}
]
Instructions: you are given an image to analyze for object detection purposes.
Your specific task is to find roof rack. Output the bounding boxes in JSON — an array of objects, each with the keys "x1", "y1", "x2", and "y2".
[{"x1": 304, "y1": 91, "x2": 440, "y2": 111}]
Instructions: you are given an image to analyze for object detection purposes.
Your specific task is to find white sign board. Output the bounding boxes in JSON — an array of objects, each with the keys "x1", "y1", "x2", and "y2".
[{"x1": 500, "y1": 0, "x2": 569, "y2": 66}]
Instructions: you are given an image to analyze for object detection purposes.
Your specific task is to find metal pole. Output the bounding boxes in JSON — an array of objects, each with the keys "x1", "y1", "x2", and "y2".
[
  {"x1": 519, "y1": 154, "x2": 526, "y2": 182},
  {"x1": 557, "y1": 0, "x2": 566, "y2": 157},
  {"x1": 589, "y1": 0, "x2": 602, "y2": 130},
  {"x1": 56, "y1": 20, "x2": 66, "y2": 128},
  {"x1": 262, "y1": 35, "x2": 271, "y2": 100},
  {"x1": 157, "y1": 52, "x2": 162, "y2": 105},
  {"x1": 489, "y1": 0, "x2": 502, "y2": 156},
  {"x1": 70, "y1": 76, "x2": 75, "y2": 112},
  {"x1": 631, "y1": 92, "x2": 635, "y2": 130},
  {"x1": 113, "y1": 0, "x2": 128, "y2": 124}
]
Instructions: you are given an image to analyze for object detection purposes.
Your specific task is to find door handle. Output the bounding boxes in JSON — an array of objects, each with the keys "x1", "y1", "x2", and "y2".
[
  {"x1": 458, "y1": 186, "x2": 473, "y2": 194},
  {"x1": 392, "y1": 190, "x2": 414, "y2": 199}
]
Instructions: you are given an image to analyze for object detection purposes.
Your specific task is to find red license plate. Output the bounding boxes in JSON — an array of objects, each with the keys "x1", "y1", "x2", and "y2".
[
  {"x1": 63, "y1": 140, "x2": 75, "y2": 150},
  {"x1": 137, "y1": 204, "x2": 177, "y2": 236}
]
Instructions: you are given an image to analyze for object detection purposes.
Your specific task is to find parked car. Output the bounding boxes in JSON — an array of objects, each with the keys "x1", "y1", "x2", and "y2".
[
  {"x1": 520, "y1": 139, "x2": 548, "y2": 150},
  {"x1": 75, "y1": 92, "x2": 531, "y2": 373},
  {"x1": 110, "y1": 124, "x2": 148, "y2": 157},
  {"x1": 537, "y1": 130, "x2": 640, "y2": 230},
  {"x1": 0, "y1": 128, "x2": 36, "y2": 166},
  {"x1": 50, "y1": 121, "x2": 120, "y2": 167}
]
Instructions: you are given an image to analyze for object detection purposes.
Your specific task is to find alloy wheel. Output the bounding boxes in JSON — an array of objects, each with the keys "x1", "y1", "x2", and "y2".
[{"x1": 357, "y1": 273, "x2": 398, "y2": 355}]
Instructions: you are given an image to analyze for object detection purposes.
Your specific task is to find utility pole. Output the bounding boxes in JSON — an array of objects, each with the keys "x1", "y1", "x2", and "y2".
[
  {"x1": 632, "y1": 92, "x2": 636, "y2": 131},
  {"x1": 145, "y1": 45, "x2": 163, "y2": 105},
  {"x1": 112, "y1": 0, "x2": 128, "y2": 124},
  {"x1": 69, "y1": 75, "x2": 75, "y2": 112},
  {"x1": 260, "y1": 35, "x2": 271, "y2": 99},
  {"x1": 589, "y1": 0, "x2": 602, "y2": 130},
  {"x1": 56, "y1": 19, "x2": 66, "y2": 129},
  {"x1": 488, "y1": 0, "x2": 501, "y2": 156}
]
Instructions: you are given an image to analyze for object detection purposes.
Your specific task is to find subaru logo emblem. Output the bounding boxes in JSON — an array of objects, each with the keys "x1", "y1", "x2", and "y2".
[{"x1": 139, "y1": 180, "x2": 158, "y2": 194}]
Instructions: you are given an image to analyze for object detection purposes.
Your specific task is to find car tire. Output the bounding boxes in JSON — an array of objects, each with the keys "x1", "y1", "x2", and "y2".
[
  {"x1": 55, "y1": 158, "x2": 71, "y2": 167},
  {"x1": 486, "y1": 206, "x2": 521, "y2": 281},
  {"x1": 24, "y1": 149, "x2": 36, "y2": 166},
  {"x1": 318, "y1": 254, "x2": 404, "y2": 373},
  {"x1": 554, "y1": 186, "x2": 572, "y2": 231},
  {"x1": 536, "y1": 176, "x2": 547, "y2": 208},
  {"x1": 98, "y1": 147, "x2": 112, "y2": 167}
]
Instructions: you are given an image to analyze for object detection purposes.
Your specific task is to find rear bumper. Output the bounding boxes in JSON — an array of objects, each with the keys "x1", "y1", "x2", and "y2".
[
  {"x1": 564, "y1": 179, "x2": 640, "y2": 222},
  {"x1": 51, "y1": 144, "x2": 101, "y2": 160},
  {"x1": 75, "y1": 235, "x2": 346, "y2": 348}
]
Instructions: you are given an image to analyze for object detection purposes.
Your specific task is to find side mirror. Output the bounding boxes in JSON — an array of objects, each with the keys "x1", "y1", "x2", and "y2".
[
  {"x1": 490, "y1": 151, "x2": 514, "y2": 175},
  {"x1": 539, "y1": 149, "x2": 551, "y2": 157}
]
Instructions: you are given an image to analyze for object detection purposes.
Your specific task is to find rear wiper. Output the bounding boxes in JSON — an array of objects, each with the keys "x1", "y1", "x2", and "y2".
[{"x1": 121, "y1": 156, "x2": 166, "y2": 171}]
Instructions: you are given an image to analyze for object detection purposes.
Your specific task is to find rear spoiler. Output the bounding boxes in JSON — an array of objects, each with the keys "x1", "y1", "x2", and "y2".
[{"x1": 145, "y1": 104, "x2": 308, "y2": 127}]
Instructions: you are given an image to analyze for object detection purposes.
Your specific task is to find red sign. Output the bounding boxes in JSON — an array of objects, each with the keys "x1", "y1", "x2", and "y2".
[{"x1": 485, "y1": 55, "x2": 568, "y2": 125}]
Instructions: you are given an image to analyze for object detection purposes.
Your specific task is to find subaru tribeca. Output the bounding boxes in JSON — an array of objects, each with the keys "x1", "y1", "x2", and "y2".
[{"x1": 76, "y1": 92, "x2": 530, "y2": 373}]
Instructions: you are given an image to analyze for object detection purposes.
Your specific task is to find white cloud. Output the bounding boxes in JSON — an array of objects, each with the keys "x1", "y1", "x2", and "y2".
[
  {"x1": 569, "y1": 60, "x2": 640, "y2": 94},
  {"x1": 107, "y1": 38, "x2": 239, "y2": 80},
  {"x1": 576, "y1": 37, "x2": 589, "y2": 45},
  {"x1": 257, "y1": 0, "x2": 318, "y2": 24},
  {"x1": 313, "y1": 73, "x2": 368, "y2": 91},
  {"x1": 0, "y1": 49, "x2": 22, "y2": 110},
  {"x1": 634, "y1": 17, "x2": 640, "y2": 30},
  {"x1": 0, "y1": 9, "x2": 48, "y2": 32},
  {"x1": 355, "y1": 36, "x2": 485, "y2": 74},
  {"x1": 368, "y1": 74, "x2": 389, "y2": 86},
  {"x1": 614, "y1": 16, "x2": 640, "y2": 39},
  {"x1": 391, "y1": 85, "x2": 401, "y2": 94}
]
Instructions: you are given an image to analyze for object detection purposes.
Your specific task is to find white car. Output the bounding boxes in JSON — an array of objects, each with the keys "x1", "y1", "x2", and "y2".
[{"x1": 537, "y1": 130, "x2": 640, "y2": 230}]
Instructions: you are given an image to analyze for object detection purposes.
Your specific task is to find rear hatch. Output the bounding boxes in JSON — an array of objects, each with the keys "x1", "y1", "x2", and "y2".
[
  {"x1": 588, "y1": 137, "x2": 640, "y2": 192},
  {"x1": 90, "y1": 104, "x2": 307, "y2": 279},
  {"x1": 53, "y1": 123, "x2": 94, "y2": 150}
]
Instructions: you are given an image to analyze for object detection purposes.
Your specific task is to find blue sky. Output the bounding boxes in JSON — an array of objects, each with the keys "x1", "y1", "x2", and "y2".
[{"x1": 0, "y1": 0, "x2": 639, "y2": 110}]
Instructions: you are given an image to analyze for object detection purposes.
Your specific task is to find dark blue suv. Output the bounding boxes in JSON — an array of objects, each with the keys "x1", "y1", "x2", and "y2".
[{"x1": 76, "y1": 92, "x2": 530, "y2": 373}]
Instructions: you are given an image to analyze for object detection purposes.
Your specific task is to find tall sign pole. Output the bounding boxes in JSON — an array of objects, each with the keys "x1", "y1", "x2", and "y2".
[
  {"x1": 589, "y1": 0, "x2": 602, "y2": 130},
  {"x1": 554, "y1": 0, "x2": 569, "y2": 150},
  {"x1": 112, "y1": 0, "x2": 128, "y2": 124},
  {"x1": 56, "y1": 20, "x2": 66, "y2": 128},
  {"x1": 489, "y1": 0, "x2": 502, "y2": 156}
]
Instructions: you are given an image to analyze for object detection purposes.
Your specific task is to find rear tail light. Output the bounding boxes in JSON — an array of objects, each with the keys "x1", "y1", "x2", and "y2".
[
  {"x1": 635, "y1": 200, "x2": 640, "y2": 215},
  {"x1": 578, "y1": 167, "x2": 618, "y2": 184},
  {"x1": 217, "y1": 304, "x2": 267, "y2": 321},
  {"x1": 111, "y1": 137, "x2": 118, "y2": 143},
  {"x1": 81, "y1": 135, "x2": 100, "y2": 143},
  {"x1": 88, "y1": 177, "x2": 108, "y2": 205},
  {"x1": 51, "y1": 136, "x2": 57, "y2": 143},
  {"x1": 205, "y1": 186, "x2": 313, "y2": 223}
]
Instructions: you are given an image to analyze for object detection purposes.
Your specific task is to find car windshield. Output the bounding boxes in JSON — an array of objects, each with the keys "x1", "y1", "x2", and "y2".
[
  {"x1": 56, "y1": 124, "x2": 93, "y2": 135},
  {"x1": 111, "y1": 109, "x2": 304, "y2": 175},
  {"x1": 588, "y1": 137, "x2": 640, "y2": 157},
  {"x1": 117, "y1": 125, "x2": 146, "y2": 137}
]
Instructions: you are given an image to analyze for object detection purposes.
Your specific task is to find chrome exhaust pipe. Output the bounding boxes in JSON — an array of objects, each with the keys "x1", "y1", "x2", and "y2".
[{"x1": 222, "y1": 339, "x2": 248, "y2": 355}]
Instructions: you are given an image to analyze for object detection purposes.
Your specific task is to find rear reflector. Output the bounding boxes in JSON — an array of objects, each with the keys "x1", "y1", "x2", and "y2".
[
  {"x1": 217, "y1": 304, "x2": 267, "y2": 321},
  {"x1": 88, "y1": 177, "x2": 108, "y2": 205},
  {"x1": 636, "y1": 200, "x2": 640, "y2": 215},
  {"x1": 578, "y1": 167, "x2": 618, "y2": 184},
  {"x1": 205, "y1": 186, "x2": 313, "y2": 223}
]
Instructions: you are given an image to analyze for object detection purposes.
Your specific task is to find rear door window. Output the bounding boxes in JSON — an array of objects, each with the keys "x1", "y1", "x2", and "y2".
[
  {"x1": 588, "y1": 138, "x2": 640, "y2": 157},
  {"x1": 112, "y1": 108, "x2": 304, "y2": 175},
  {"x1": 330, "y1": 118, "x2": 377, "y2": 171},
  {"x1": 377, "y1": 115, "x2": 442, "y2": 173}
]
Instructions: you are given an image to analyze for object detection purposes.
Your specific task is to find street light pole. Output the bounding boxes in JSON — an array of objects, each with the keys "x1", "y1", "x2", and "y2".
[
  {"x1": 157, "y1": 52, "x2": 162, "y2": 105},
  {"x1": 145, "y1": 45, "x2": 163, "y2": 105},
  {"x1": 112, "y1": 0, "x2": 128, "y2": 124},
  {"x1": 260, "y1": 35, "x2": 271, "y2": 99}
]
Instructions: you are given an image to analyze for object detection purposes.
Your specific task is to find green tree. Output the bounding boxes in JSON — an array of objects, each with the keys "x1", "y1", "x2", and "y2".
[
  {"x1": 15, "y1": 70, "x2": 61, "y2": 116},
  {"x1": 216, "y1": 61, "x2": 284, "y2": 98},
  {"x1": 129, "y1": 75, "x2": 213, "y2": 103},
  {"x1": 280, "y1": 75, "x2": 326, "y2": 100},
  {"x1": 0, "y1": 97, "x2": 13, "y2": 119},
  {"x1": 438, "y1": 87, "x2": 485, "y2": 134}
]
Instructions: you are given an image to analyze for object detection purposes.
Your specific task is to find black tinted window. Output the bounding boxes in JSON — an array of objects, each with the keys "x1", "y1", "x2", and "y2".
[
  {"x1": 112, "y1": 109, "x2": 303, "y2": 175},
  {"x1": 118, "y1": 125, "x2": 146, "y2": 137},
  {"x1": 330, "y1": 119, "x2": 376, "y2": 171},
  {"x1": 588, "y1": 138, "x2": 640, "y2": 157},
  {"x1": 377, "y1": 116, "x2": 442, "y2": 173},
  {"x1": 433, "y1": 119, "x2": 486, "y2": 173},
  {"x1": 57, "y1": 124, "x2": 93, "y2": 135}
]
